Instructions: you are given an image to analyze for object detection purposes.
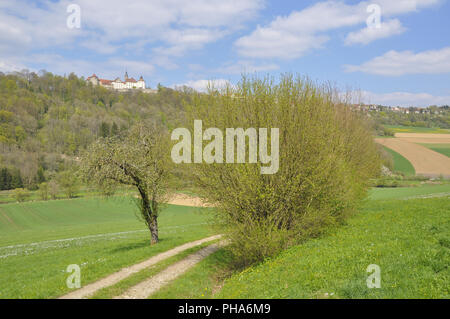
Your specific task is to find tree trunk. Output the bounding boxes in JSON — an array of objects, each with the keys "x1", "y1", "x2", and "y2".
[
  {"x1": 138, "y1": 187, "x2": 159, "y2": 245},
  {"x1": 148, "y1": 214, "x2": 158, "y2": 244}
]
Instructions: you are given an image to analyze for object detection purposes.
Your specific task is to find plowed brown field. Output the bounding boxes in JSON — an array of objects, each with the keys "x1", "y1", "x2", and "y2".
[{"x1": 376, "y1": 133, "x2": 450, "y2": 178}]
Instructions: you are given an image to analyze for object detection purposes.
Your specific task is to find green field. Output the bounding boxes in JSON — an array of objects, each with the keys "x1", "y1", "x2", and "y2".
[
  {"x1": 2, "y1": 184, "x2": 450, "y2": 299},
  {"x1": 384, "y1": 125, "x2": 450, "y2": 134},
  {"x1": 368, "y1": 183, "x2": 450, "y2": 200},
  {"x1": 148, "y1": 185, "x2": 450, "y2": 299},
  {"x1": 216, "y1": 194, "x2": 449, "y2": 298},
  {"x1": 0, "y1": 197, "x2": 215, "y2": 298},
  {"x1": 382, "y1": 146, "x2": 416, "y2": 176},
  {"x1": 420, "y1": 143, "x2": 450, "y2": 158}
]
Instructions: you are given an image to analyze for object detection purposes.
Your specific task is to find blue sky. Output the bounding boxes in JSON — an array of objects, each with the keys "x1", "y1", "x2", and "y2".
[{"x1": 0, "y1": 0, "x2": 449, "y2": 106}]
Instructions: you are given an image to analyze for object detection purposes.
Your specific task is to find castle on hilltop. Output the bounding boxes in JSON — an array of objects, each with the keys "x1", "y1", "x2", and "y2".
[{"x1": 86, "y1": 72, "x2": 146, "y2": 90}]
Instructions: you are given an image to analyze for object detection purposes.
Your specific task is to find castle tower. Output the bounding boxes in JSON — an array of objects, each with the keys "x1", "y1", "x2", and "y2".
[
  {"x1": 137, "y1": 75, "x2": 145, "y2": 89},
  {"x1": 124, "y1": 70, "x2": 128, "y2": 80}
]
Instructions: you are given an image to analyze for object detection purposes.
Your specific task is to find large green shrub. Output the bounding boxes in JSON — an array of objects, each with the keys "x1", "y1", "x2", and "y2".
[{"x1": 183, "y1": 74, "x2": 381, "y2": 267}]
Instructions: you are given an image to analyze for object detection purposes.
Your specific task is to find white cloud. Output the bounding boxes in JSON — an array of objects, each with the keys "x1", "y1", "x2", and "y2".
[
  {"x1": 235, "y1": 0, "x2": 439, "y2": 59},
  {"x1": 0, "y1": 0, "x2": 264, "y2": 68},
  {"x1": 217, "y1": 60, "x2": 279, "y2": 74},
  {"x1": 361, "y1": 90, "x2": 450, "y2": 107},
  {"x1": 236, "y1": 29, "x2": 329, "y2": 59},
  {"x1": 0, "y1": 1, "x2": 80, "y2": 55},
  {"x1": 174, "y1": 79, "x2": 231, "y2": 92},
  {"x1": 344, "y1": 47, "x2": 450, "y2": 75},
  {"x1": 177, "y1": 0, "x2": 263, "y2": 27},
  {"x1": 153, "y1": 28, "x2": 227, "y2": 57},
  {"x1": 344, "y1": 19, "x2": 406, "y2": 45},
  {"x1": 378, "y1": 0, "x2": 441, "y2": 15},
  {"x1": 0, "y1": 60, "x2": 27, "y2": 73}
]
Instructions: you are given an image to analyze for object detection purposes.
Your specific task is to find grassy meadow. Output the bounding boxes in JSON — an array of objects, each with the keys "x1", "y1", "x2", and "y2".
[
  {"x1": 368, "y1": 182, "x2": 450, "y2": 200},
  {"x1": 217, "y1": 195, "x2": 449, "y2": 299},
  {"x1": 151, "y1": 185, "x2": 449, "y2": 299},
  {"x1": 1, "y1": 183, "x2": 449, "y2": 299},
  {"x1": 0, "y1": 197, "x2": 215, "y2": 298}
]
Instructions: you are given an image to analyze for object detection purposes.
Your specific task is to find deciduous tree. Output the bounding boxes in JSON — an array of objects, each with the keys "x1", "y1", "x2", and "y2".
[{"x1": 81, "y1": 122, "x2": 172, "y2": 244}]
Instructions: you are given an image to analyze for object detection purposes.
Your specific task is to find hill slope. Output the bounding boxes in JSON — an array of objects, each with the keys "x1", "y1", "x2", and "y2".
[{"x1": 218, "y1": 194, "x2": 449, "y2": 299}]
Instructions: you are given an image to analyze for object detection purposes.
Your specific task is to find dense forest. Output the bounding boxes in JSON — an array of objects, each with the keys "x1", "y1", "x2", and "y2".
[{"x1": 0, "y1": 70, "x2": 190, "y2": 190}]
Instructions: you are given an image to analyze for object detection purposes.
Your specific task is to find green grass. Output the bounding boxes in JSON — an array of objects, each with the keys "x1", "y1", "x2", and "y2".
[
  {"x1": 90, "y1": 240, "x2": 217, "y2": 299},
  {"x1": 147, "y1": 184, "x2": 449, "y2": 299},
  {"x1": 384, "y1": 125, "x2": 450, "y2": 134},
  {"x1": 2, "y1": 184, "x2": 449, "y2": 299},
  {"x1": 0, "y1": 196, "x2": 216, "y2": 298},
  {"x1": 420, "y1": 143, "x2": 450, "y2": 158},
  {"x1": 368, "y1": 183, "x2": 450, "y2": 200},
  {"x1": 382, "y1": 146, "x2": 415, "y2": 176},
  {"x1": 150, "y1": 248, "x2": 232, "y2": 299},
  {"x1": 217, "y1": 196, "x2": 449, "y2": 299}
]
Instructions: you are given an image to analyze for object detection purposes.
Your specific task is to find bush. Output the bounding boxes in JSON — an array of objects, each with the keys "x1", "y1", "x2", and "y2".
[
  {"x1": 12, "y1": 188, "x2": 30, "y2": 202},
  {"x1": 38, "y1": 182, "x2": 49, "y2": 200},
  {"x1": 57, "y1": 170, "x2": 79, "y2": 198},
  {"x1": 185, "y1": 74, "x2": 381, "y2": 267},
  {"x1": 48, "y1": 179, "x2": 59, "y2": 199}
]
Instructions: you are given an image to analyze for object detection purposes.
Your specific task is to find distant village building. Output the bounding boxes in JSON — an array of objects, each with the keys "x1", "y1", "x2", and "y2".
[{"x1": 86, "y1": 72, "x2": 146, "y2": 91}]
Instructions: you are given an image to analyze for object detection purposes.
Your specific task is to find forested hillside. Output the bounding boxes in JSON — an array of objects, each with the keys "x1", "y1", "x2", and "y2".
[{"x1": 0, "y1": 71, "x2": 190, "y2": 190}]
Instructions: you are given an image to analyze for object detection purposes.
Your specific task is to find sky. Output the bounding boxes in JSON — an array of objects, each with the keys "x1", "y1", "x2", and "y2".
[{"x1": 0, "y1": 0, "x2": 449, "y2": 107}]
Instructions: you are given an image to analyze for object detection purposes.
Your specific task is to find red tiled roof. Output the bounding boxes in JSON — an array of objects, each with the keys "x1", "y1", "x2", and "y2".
[
  {"x1": 99, "y1": 79, "x2": 112, "y2": 85},
  {"x1": 126, "y1": 78, "x2": 137, "y2": 83}
]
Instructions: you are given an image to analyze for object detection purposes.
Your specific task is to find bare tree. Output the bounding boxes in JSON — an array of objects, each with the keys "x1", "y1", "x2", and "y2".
[{"x1": 81, "y1": 123, "x2": 172, "y2": 244}]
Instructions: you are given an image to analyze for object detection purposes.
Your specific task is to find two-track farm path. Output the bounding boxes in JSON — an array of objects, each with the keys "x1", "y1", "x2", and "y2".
[{"x1": 59, "y1": 234, "x2": 222, "y2": 299}]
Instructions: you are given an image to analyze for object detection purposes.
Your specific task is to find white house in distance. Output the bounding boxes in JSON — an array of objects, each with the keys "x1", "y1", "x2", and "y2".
[{"x1": 86, "y1": 72, "x2": 146, "y2": 90}]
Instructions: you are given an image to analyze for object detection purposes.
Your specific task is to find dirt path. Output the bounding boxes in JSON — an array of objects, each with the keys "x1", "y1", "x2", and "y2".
[
  {"x1": 167, "y1": 193, "x2": 213, "y2": 207},
  {"x1": 59, "y1": 234, "x2": 222, "y2": 299},
  {"x1": 114, "y1": 241, "x2": 225, "y2": 299},
  {"x1": 376, "y1": 138, "x2": 450, "y2": 177}
]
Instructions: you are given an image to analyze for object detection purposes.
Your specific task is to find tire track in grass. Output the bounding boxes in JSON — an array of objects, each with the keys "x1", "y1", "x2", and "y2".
[
  {"x1": 114, "y1": 241, "x2": 226, "y2": 299},
  {"x1": 59, "y1": 235, "x2": 222, "y2": 299},
  {"x1": 89, "y1": 242, "x2": 214, "y2": 299}
]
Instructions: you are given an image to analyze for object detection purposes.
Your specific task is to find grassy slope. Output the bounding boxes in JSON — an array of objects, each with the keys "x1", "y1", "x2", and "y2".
[
  {"x1": 420, "y1": 143, "x2": 450, "y2": 158},
  {"x1": 0, "y1": 197, "x2": 215, "y2": 298},
  {"x1": 150, "y1": 185, "x2": 450, "y2": 299},
  {"x1": 217, "y1": 195, "x2": 449, "y2": 299},
  {"x1": 382, "y1": 146, "x2": 415, "y2": 176}
]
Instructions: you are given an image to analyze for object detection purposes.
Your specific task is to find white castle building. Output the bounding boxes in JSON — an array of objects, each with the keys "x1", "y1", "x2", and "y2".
[{"x1": 86, "y1": 72, "x2": 146, "y2": 90}]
